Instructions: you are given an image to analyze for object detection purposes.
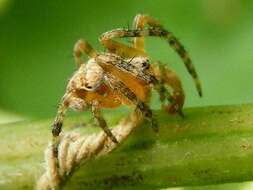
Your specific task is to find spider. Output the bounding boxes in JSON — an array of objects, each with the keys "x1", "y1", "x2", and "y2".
[{"x1": 52, "y1": 14, "x2": 202, "y2": 144}]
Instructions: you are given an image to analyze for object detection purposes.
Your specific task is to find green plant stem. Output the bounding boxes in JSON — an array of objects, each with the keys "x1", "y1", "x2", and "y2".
[{"x1": 0, "y1": 104, "x2": 253, "y2": 190}]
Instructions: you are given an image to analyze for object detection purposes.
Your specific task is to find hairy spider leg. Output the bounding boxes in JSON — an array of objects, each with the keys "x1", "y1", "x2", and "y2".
[
  {"x1": 132, "y1": 14, "x2": 161, "y2": 51},
  {"x1": 73, "y1": 39, "x2": 97, "y2": 66},
  {"x1": 75, "y1": 85, "x2": 121, "y2": 143},
  {"x1": 132, "y1": 14, "x2": 145, "y2": 50},
  {"x1": 52, "y1": 86, "x2": 122, "y2": 145},
  {"x1": 99, "y1": 31, "x2": 146, "y2": 58},
  {"x1": 132, "y1": 14, "x2": 185, "y2": 116},
  {"x1": 100, "y1": 28, "x2": 202, "y2": 97},
  {"x1": 52, "y1": 92, "x2": 72, "y2": 137},
  {"x1": 104, "y1": 73, "x2": 158, "y2": 132},
  {"x1": 151, "y1": 61, "x2": 185, "y2": 116},
  {"x1": 99, "y1": 14, "x2": 160, "y2": 58},
  {"x1": 91, "y1": 101, "x2": 118, "y2": 143},
  {"x1": 51, "y1": 92, "x2": 74, "y2": 155}
]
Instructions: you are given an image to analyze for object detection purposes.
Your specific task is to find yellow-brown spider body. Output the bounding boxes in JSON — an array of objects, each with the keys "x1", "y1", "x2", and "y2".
[
  {"x1": 67, "y1": 54, "x2": 150, "y2": 109},
  {"x1": 52, "y1": 14, "x2": 202, "y2": 143}
]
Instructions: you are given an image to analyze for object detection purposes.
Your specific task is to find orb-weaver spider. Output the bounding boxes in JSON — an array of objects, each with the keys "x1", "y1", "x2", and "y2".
[{"x1": 52, "y1": 14, "x2": 202, "y2": 143}]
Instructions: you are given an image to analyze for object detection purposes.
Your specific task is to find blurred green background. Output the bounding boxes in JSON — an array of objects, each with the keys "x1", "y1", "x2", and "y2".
[
  {"x1": 0, "y1": 0, "x2": 253, "y2": 119},
  {"x1": 0, "y1": 0, "x2": 253, "y2": 189}
]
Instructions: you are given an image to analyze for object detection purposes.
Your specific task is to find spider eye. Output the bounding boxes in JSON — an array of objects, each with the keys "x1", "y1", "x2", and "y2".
[
  {"x1": 142, "y1": 61, "x2": 150, "y2": 69},
  {"x1": 86, "y1": 86, "x2": 92, "y2": 89}
]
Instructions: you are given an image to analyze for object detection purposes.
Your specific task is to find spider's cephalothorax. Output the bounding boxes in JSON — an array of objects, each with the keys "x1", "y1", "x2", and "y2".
[{"x1": 52, "y1": 14, "x2": 202, "y2": 143}]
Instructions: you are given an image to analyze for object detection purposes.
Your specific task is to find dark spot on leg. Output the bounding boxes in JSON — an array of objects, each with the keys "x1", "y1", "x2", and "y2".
[{"x1": 52, "y1": 122, "x2": 62, "y2": 137}]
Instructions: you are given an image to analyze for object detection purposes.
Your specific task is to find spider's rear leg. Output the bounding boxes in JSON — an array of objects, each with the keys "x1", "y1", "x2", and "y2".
[
  {"x1": 73, "y1": 39, "x2": 97, "y2": 66},
  {"x1": 151, "y1": 61, "x2": 185, "y2": 117},
  {"x1": 91, "y1": 101, "x2": 118, "y2": 143}
]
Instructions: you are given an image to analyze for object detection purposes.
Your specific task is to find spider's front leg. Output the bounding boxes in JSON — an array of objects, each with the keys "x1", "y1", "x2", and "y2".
[
  {"x1": 51, "y1": 92, "x2": 72, "y2": 155},
  {"x1": 52, "y1": 91, "x2": 89, "y2": 153},
  {"x1": 91, "y1": 101, "x2": 118, "y2": 143},
  {"x1": 52, "y1": 93, "x2": 72, "y2": 137},
  {"x1": 73, "y1": 39, "x2": 97, "y2": 66}
]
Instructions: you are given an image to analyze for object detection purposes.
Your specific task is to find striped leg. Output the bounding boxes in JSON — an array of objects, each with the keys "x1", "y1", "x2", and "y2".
[
  {"x1": 151, "y1": 61, "x2": 185, "y2": 116},
  {"x1": 99, "y1": 28, "x2": 202, "y2": 97},
  {"x1": 91, "y1": 101, "x2": 118, "y2": 143},
  {"x1": 132, "y1": 14, "x2": 161, "y2": 51},
  {"x1": 52, "y1": 93, "x2": 72, "y2": 137},
  {"x1": 101, "y1": 14, "x2": 161, "y2": 56},
  {"x1": 51, "y1": 92, "x2": 72, "y2": 155}
]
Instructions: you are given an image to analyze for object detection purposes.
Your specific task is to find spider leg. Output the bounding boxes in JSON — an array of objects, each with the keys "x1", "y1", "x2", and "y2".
[
  {"x1": 99, "y1": 31, "x2": 146, "y2": 58},
  {"x1": 104, "y1": 73, "x2": 158, "y2": 132},
  {"x1": 99, "y1": 14, "x2": 160, "y2": 58},
  {"x1": 52, "y1": 93, "x2": 72, "y2": 137},
  {"x1": 73, "y1": 39, "x2": 97, "y2": 66},
  {"x1": 52, "y1": 89, "x2": 90, "y2": 153},
  {"x1": 136, "y1": 101, "x2": 158, "y2": 132},
  {"x1": 51, "y1": 92, "x2": 73, "y2": 155},
  {"x1": 100, "y1": 28, "x2": 202, "y2": 97},
  {"x1": 151, "y1": 61, "x2": 185, "y2": 117},
  {"x1": 91, "y1": 101, "x2": 118, "y2": 143},
  {"x1": 132, "y1": 14, "x2": 145, "y2": 50},
  {"x1": 52, "y1": 91, "x2": 89, "y2": 136},
  {"x1": 132, "y1": 14, "x2": 160, "y2": 51}
]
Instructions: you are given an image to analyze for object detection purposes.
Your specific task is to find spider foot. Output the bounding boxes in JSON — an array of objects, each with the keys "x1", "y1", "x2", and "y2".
[{"x1": 163, "y1": 104, "x2": 184, "y2": 118}]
